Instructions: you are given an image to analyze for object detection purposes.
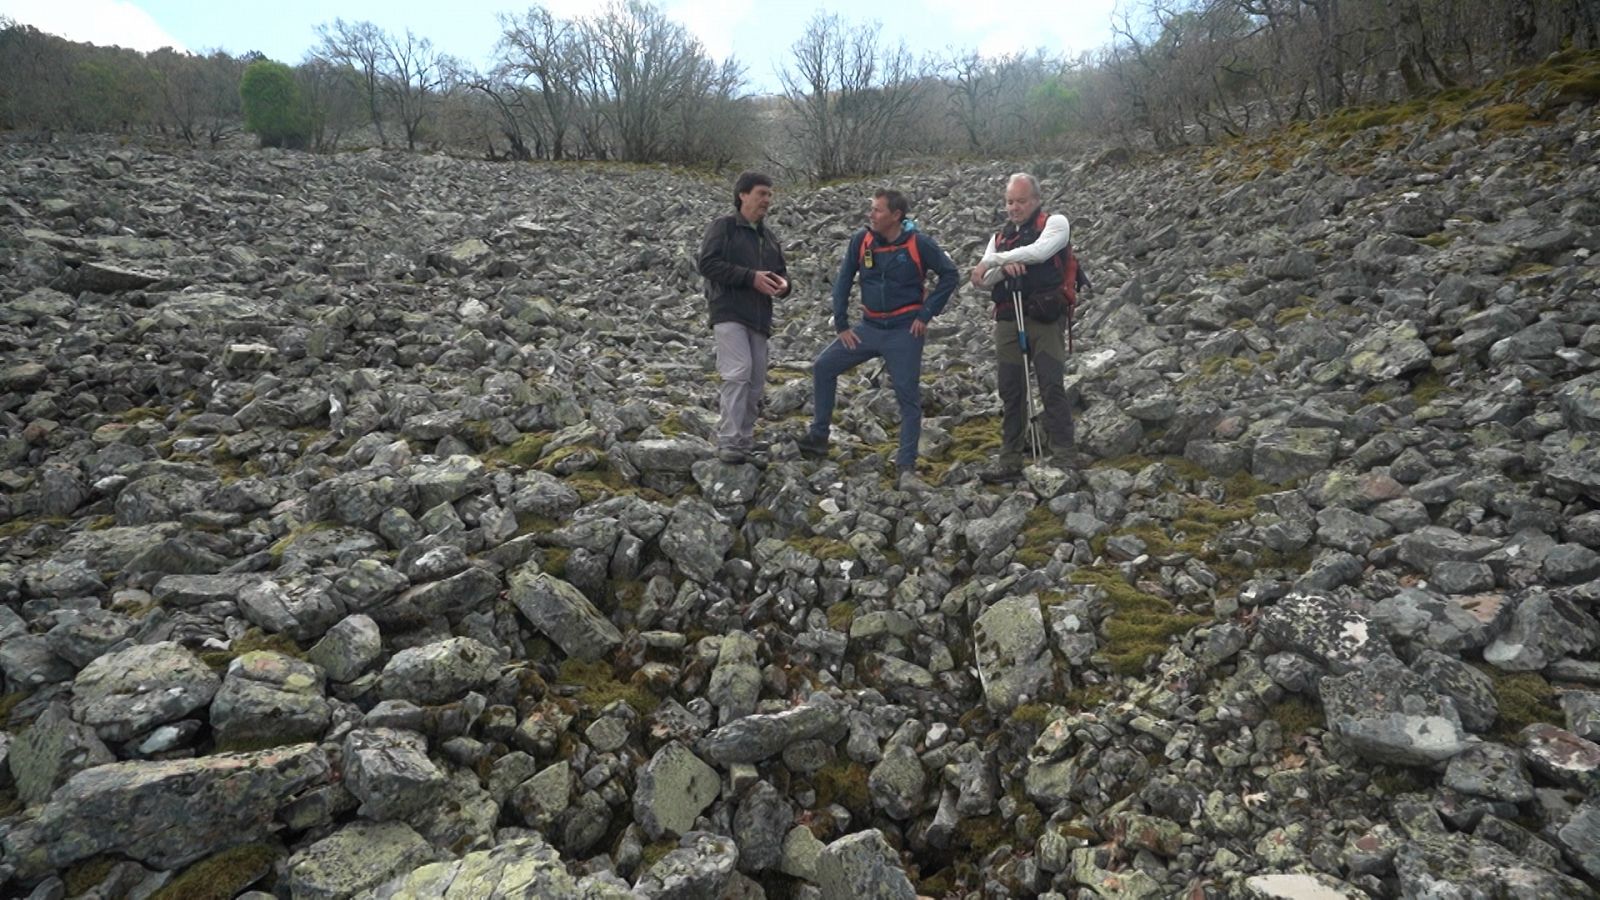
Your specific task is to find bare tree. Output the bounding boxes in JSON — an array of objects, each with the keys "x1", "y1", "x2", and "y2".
[
  {"x1": 578, "y1": 0, "x2": 714, "y2": 162},
  {"x1": 297, "y1": 57, "x2": 365, "y2": 151},
  {"x1": 316, "y1": 19, "x2": 389, "y2": 145},
  {"x1": 780, "y1": 13, "x2": 923, "y2": 180},
  {"x1": 378, "y1": 29, "x2": 447, "y2": 150},
  {"x1": 147, "y1": 49, "x2": 242, "y2": 145},
  {"x1": 493, "y1": 5, "x2": 583, "y2": 159}
]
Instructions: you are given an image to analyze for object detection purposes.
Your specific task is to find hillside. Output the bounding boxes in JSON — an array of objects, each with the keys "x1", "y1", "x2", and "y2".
[{"x1": 0, "y1": 54, "x2": 1598, "y2": 899}]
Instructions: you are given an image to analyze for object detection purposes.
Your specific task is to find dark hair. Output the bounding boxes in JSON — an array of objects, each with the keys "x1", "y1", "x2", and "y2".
[
  {"x1": 874, "y1": 188, "x2": 909, "y2": 222},
  {"x1": 733, "y1": 171, "x2": 773, "y2": 209}
]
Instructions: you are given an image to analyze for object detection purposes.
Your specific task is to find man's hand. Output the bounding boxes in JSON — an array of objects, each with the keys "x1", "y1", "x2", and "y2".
[
  {"x1": 753, "y1": 271, "x2": 786, "y2": 297},
  {"x1": 909, "y1": 319, "x2": 927, "y2": 339},
  {"x1": 969, "y1": 263, "x2": 988, "y2": 287},
  {"x1": 1002, "y1": 263, "x2": 1026, "y2": 278},
  {"x1": 837, "y1": 328, "x2": 860, "y2": 349}
]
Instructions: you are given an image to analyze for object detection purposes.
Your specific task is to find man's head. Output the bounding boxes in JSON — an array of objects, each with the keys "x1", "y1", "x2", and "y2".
[
  {"x1": 1004, "y1": 172, "x2": 1042, "y2": 225},
  {"x1": 869, "y1": 188, "x2": 909, "y2": 236},
  {"x1": 734, "y1": 171, "x2": 774, "y2": 222}
]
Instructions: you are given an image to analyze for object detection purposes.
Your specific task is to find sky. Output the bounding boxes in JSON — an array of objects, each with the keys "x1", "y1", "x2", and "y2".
[{"x1": 0, "y1": 0, "x2": 1124, "y2": 93}]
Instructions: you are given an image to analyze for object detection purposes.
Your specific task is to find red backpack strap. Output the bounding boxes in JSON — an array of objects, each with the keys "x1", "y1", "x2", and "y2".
[{"x1": 905, "y1": 234, "x2": 923, "y2": 282}]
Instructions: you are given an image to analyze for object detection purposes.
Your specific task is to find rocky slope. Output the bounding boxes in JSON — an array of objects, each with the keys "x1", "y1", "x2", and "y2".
[{"x1": 0, "y1": 67, "x2": 1598, "y2": 899}]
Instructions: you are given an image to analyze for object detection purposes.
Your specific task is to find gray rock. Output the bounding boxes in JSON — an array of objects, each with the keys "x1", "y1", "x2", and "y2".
[
  {"x1": 237, "y1": 578, "x2": 346, "y2": 643},
  {"x1": 1252, "y1": 427, "x2": 1339, "y2": 485},
  {"x1": 1370, "y1": 587, "x2": 1502, "y2": 654},
  {"x1": 71, "y1": 641, "x2": 220, "y2": 742},
  {"x1": 973, "y1": 594, "x2": 1051, "y2": 712},
  {"x1": 378, "y1": 636, "x2": 500, "y2": 705},
  {"x1": 1519, "y1": 722, "x2": 1600, "y2": 791},
  {"x1": 306, "y1": 614, "x2": 383, "y2": 683},
  {"x1": 1258, "y1": 593, "x2": 1395, "y2": 676},
  {"x1": 343, "y1": 728, "x2": 448, "y2": 822},
  {"x1": 815, "y1": 829, "x2": 917, "y2": 900},
  {"x1": 698, "y1": 695, "x2": 847, "y2": 764},
  {"x1": 965, "y1": 494, "x2": 1032, "y2": 561},
  {"x1": 1483, "y1": 588, "x2": 1600, "y2": 671},
  {"x1": 210, "y1": 651, "x2": 331, "y2": 750},
  {"x1": 1320, "y1": 658, "x2": 1468, "y2": 766},
  {"x1": 1344, "y1": 322, "x2": 1432, "y2": 382},
  {"x1": 658, "y1": 498, "x2": 735, "y2": 584},
  {"x1": 285, "y1": 820, "x2": 437, "y2": 900},
  {"x1": 634, "y1": 741, "x2": 720, "y2": 840},
  {"x1": 1556, "y1": 795, "x2": 1600, "y2": 882},
  {"x1": 706, "y1": 630, "x2": 761, "y2": 725},
  {"x1": 507, "y1": 566, "x2": 623, "y2": 662},
  {"x1": 0, "y1": 744, "x2": 329, "y2": 879},
  {"x1": 732, "y1": 780, "x2": 792, "y2": 873},
  {"x1": 1394, "y1": 830, "x2": 1592, "y2": 899},
  {"x1": 1244, "y1": 873, "x2": 1372, "y2": 899},
  {"x1": 508, "y1": 760, "x2": 571, "y2": 831},
  {"x1": 634, "y1": 830, "x2": 739, "y2": 899},
  {"x1": 8, "y1": 701, "x2": 114, "y2": 806},
  {"x1": 359, "y1": 835, "x2": 630, "y2": 899},
  {"x1": 1443, "y1": 741, "x2": 1534, "y2": 804}
]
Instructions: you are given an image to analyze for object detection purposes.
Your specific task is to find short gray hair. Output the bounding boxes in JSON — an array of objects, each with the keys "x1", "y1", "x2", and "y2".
[{"x1": 1007, "y1": 172, "x2": 1041, "y2": 199}]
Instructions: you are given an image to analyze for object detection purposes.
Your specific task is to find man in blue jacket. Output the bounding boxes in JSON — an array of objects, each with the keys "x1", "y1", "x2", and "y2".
[{"x1": 796, "y1": 189, "x2": 959, "y2": 492}]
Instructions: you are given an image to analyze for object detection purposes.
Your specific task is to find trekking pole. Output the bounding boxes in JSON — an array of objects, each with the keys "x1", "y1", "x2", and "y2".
[{"x1": 1010, "y1": 281, "x2": 1043, "y2": 461}]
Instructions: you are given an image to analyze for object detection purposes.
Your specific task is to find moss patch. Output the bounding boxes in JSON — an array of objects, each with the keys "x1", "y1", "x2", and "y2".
[
  {"x1": 1016, "y1": 506, "x2": 1071, "y2": 568},
  {"x1": 199, "y1": 628, "x2": 305, "y2": 672},
  {"x1": 557, "y1": 658, "x2": 660, "y2": 716},
  {"x1": 150, "y1": 844, "x2": 279, "y2": 900},
  {"x1": 1267, "y1": 696, "x2": 1324, "y2": 738},
  {"x1": 787, "y1": 536, "x2": 856, "y2": 561},
  {"x1": 64, "y1": 857, "x2": 120, "y2": 896},
  {"x1": 1071, "y1": 567, "x2": 1207, "y2": 676},
  {"x1": 1484, "y1": 669, "x2": 1561, "y2": 741},
  {"x1": 826, "y1": 601, "x2": 856, "y2": 631},
  {"x1": 814, "y1": 760, "x2": 870, "y2": 819},
  {"x1": 483, "y1": 432, "x2": 552, "y2": 468}
]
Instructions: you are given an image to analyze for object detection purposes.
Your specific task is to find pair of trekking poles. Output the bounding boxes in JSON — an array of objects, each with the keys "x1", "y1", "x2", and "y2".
[{"x1": 1008, "y1": 279, "x2": 1045, "y2": 462}]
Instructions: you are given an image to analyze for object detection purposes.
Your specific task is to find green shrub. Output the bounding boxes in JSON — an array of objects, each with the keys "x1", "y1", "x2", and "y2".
[{"x1": 240, "y1": 60, "x2": 310, "y2": 149}]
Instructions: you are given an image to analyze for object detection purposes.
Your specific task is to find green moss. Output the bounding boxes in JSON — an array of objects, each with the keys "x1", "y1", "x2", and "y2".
[
  {"x1": 557, "y1": 659, "x2": 660, "y2": 716},
  {"x1": 1416, "y1": 232, "x2": 1453, "y2": 248},
  {"x1": 954, "y1": 815, "x2": 1008, "y2": 854},
  {"x1": 1210, "y1": 264, "x2": 1248, "y2": 280},
  {"x1": 1273, "y1": 303, "x2": 1312, "y2": 325},
  {"x1": 0, "y1": 516, "x2": 69, "y2": 539},
  {"x1": 199, "y1": 628, "x2": 305, "y2": 672},
  {"x1": 1009, "y1": 702, "x2": 1054, "y2": 726},
  {"x1": 1016, "y1": 506, "x2": 1070, "y2": 567},
  {"x1": 638, "y1": 839, "x2": 677, "y2": 874},
  {"x1": 1484, "y1": 669, "x2": 1561, "y2": 741},
  {"x1": 1071, "y1": 567, "x2": 1207, "y2": 676},
  {"x1": 826, "y1": 601, "x2": 856, "y2": 631},
  {"x1": 787, "y1": 536, "x2": 856, "y2": 561},
  {"x1": 120, "y1": 406, "x2": 166, "y2": 423},
  {"x1": 267, "y1": 521, "x2": 337, "y2": 561},
  {"x1": 1370, "y1": 767, "x2": 1429, "y2": 795},
  {"x1": 613, "y1": 579, "x2": 646, "y2": 612},
  {"x1": 746, "y1": 506, "x2": 775, "y2": 524},
  {"x1": 1411, "y1": 372, "x2": 1447, "y2": 406},
  {"x1": 814, "y1": 760, "x2": 870, "y2": 819},
  {"x1": 64, "y1": 857, "x2": 120, "y2": 896},
  {"x1": 767, "y1": 366, "x2": 809, "y2": 384},
  {"x1": 1267, "y1": 696, "x2": 1323, "y2": 738},
  {"x1": 541, "y1": 547, "x2": 571, "y2": 577},
  {"x1": 0, "y1": 690, "x2": 31, "y2": 726},
  {"x1": 658, "y1": 412, "x2": 687, "y2": 437},
  {"x1": 1222, "y1": 471, "x2": 1272, "y2": 501},
  {"x1": 946, "y1": 416, "x2": 1003, "y2": 463},
  {"x1": 483, "y1": 433, "x2": 552, "y2": 468}
]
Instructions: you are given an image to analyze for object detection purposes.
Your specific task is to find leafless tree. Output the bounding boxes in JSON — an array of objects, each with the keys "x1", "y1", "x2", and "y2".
[
  {"x1": 779, "y1": 13, "x2": 923, "y2": 180},
  {"x1": 378, "y1": 29, "x2": 447, "y2": 150},
  {"x1": 315, "y1": 19, "x2": 389, "y2": 146},
  {"x1": 492, "y1": 5, "x2": 583, "y2": 159}
]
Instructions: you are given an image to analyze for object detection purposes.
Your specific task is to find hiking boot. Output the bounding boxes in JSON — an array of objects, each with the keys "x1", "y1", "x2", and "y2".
[
  {"x1": 896, "y1": 469, "x2": 930, "y2": 493},
  {"x1": 978, "y1": 456, "x2": 1024, "y2": 484},
  {"x1": 716, "y1": 447, "x2": 747, "y2": 465},
  {"x1": 796, "y1": 431, "x2": 829, "y2": 460},
  {"x1": 1048, "y1": 448, "x2": 1092, "y2": 470}
]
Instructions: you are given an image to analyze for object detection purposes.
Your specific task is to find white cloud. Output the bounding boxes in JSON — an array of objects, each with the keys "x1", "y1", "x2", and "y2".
[
  {"x1": 0, "y1": 0, "x2": 186, "y2": 52},
  {"x1": 665, "y1": 0, "x2": 741, "y2": 64}
]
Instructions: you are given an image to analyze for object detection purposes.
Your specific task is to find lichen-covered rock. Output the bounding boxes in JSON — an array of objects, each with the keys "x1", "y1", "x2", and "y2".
[
  {"x1": 815, "y1": 829, "x2": 917, "y2": 900},
  {"x1": 209, "y1": 651, "x2": 330, "y2": 750},
  {"x1": 973, "y1": 594, "x2": 1051, "y2": 713},
  {"x1": 1320, "y1": 659, "x2": 1468, "y2": 766},
  {"x1": 697, "y1": 695, "x2": 847, "y2": 764},
  {"x1": 285, "y1": 820, "x2": 437, "y2": 900},
  {"x1": 507, "y1": 565, "x2": 622, "y2": 662},
  {"x1": 342, "y1": 728, "x2": 448, "y2": 822},
  {"x1": 377, "y1": 636, "x2": 501, "y2": 705},
  {"x1": 1258, "y1": 593, "x2": 1394, "y2": 676},
  {"x1": 71, "y1": 641, "x2": 220, "y2": 742},
  {"x1": 8, "y1": 701, "x2": 114, "y2": 806},
  {"x1": 0, "y1": 744, "x2": 329, "y2": 879},
  {"x1": 358, "y1": 835, "x2": 635, "y2": 899},
  {"x1": 633, "y1": 741, "x2": 720, "y2": 841},
  {"x1": 634, "y1": 830, "x2": 739, "y2": 899}
]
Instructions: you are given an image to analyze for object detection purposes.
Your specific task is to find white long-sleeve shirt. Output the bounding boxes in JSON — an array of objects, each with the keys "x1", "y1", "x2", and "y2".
[{"x1": 976, "y1": 213, "x2": 1071, "y2": 288}]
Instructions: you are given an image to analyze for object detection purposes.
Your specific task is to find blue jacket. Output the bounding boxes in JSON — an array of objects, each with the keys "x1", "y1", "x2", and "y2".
[{"x1": 831, "y1": 221, "x2": 959, "y2": 332}]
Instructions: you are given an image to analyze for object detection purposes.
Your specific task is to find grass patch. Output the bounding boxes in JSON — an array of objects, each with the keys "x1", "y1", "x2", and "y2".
[
  {"x1": 556, "y1": 658, "x2": 661, "y2": 716},
  {"x1": 0, "y1": 516, "x2": 69, "y2": 539},
  {"x1": 1411, "y1": 372, "x2": 1447, "y2": 406},
  {"x1": 638, "y1": 839, "x2": 677, "y2": 875},
  {"x1": 64, "y1": 857, "x2": 120, "y2": 896}
]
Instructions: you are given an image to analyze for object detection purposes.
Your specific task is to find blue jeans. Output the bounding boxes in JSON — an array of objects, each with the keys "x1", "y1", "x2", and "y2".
[{"x1": 808, "y1": 323, "x2": 924, "y2": 470}]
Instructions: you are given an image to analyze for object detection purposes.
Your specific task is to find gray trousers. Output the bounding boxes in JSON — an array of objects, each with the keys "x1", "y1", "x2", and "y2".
[
  {"x1": 714, "y1": 321, "x2": 768, "y2": 450},
  {"x1": 994, "y1": 312, "x2": 1074, "y2": 460}
]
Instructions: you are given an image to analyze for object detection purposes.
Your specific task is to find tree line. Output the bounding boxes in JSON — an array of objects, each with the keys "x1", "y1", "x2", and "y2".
[{"x1": 1, "y1": 0, "x2": 1596, "y2": 177}]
